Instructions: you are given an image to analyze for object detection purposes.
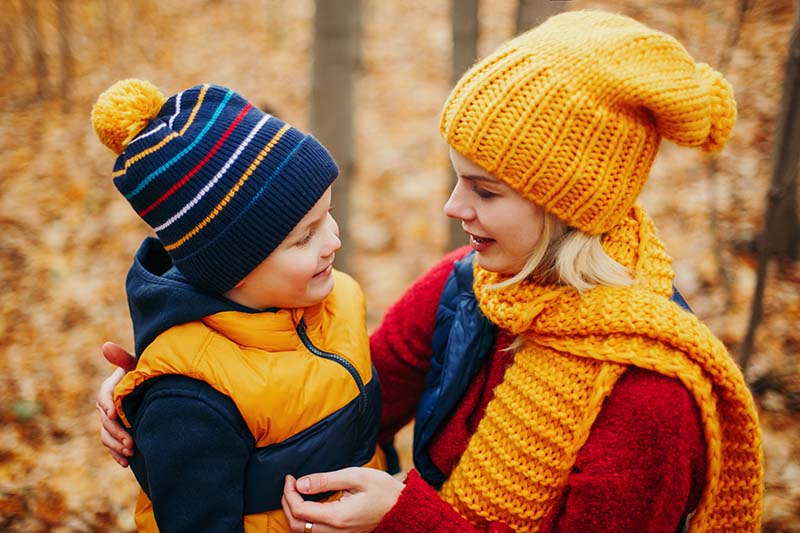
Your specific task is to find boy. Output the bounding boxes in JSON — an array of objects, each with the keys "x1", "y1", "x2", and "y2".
[{"x1": 91, "y1": 79, "x2": 384, "y2": 532}]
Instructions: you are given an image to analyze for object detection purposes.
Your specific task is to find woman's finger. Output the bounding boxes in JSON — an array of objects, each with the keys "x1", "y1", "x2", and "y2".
[
  {"x1": 282, "y1": 475, "x2": 333, "y2": 521},
  {"x1": 294, "y1": 467, "x2": 365, "y2": 495},
  {"x1": 97, "y1": 401, "x2": 133, "y2": 464},
  {"x1": 107, "y1": 444, "x2": 130, "y2": 467},
  {"x1": 97, "y1": 400, "x2": 132, "y2": 448},
  {"x1": 97, "y1": 367, "x2": 125, "y2": 418},
  {"x1": 281, "y1": 494, "x2": 308, "y2": 533},
  {"x1": 99, "y1": 419, "x2": 130, "y2": 467},
  {"x1": 283, "y1": 471, "x2": 400, "y2": 533},
  {"x1": 102, "y1": 341, "x2": 136, "y2": 372},
  {"x1": 282, "y1": 475, "x2": 306, "y2": 513},
  {"x1": 282, "y1": 476, "x2": 338, "y2": 532},
  {"x1": 99, "y1": 422, "x2": 131, "y2": 456},
  {"x1": 96, "y1": 353, "x2": 136, "y2": 468}
]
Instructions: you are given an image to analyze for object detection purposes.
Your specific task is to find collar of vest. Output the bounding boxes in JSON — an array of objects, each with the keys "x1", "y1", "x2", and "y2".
[
  {"x1": 127, "y1": 237, "x2": 332, "y2": 356},
  {"x1": 202, "y1": 304, "x2": 325, "y2": 351}
]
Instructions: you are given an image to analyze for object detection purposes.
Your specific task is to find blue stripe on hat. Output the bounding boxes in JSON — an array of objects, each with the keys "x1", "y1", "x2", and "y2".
[{"x1": 124, "y1": 89, "x2": 234, "y2": 199}]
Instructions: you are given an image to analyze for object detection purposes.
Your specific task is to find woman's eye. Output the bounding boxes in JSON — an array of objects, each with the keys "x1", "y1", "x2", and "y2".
[{"x1": 472, "y1": 185, "x2": 497, "y2": 199}]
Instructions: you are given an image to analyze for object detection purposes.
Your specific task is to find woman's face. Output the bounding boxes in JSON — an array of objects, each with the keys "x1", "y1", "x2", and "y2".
[{"x1": 444, "y1": 148, "x2": 546, "y2": 275}]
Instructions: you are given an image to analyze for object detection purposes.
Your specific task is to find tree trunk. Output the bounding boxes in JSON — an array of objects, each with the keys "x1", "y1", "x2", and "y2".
[
  {"x1": 739, "y1": 0, "x2": 800, "y2": 369},
  {"x1": 57, "y1": 0, "x2": 73, "y2": 111},
  {"x1": 447, "y1": 0, "x2": 479, "y2": 251},
  {"x1": 100, "y1": 0, "x2": 115, "y2": 59},
  {"x1": 516, "y1": 0, "x2": 566, "y2": 34},
  {"x1": 1, "y1": 6, "x2": 19, "y2": 75},
  {"x1": 22, "y1": 0, "x2": 48, "y2": 98},
  {"x1": 761, "y1": 15, "x2": 800, "y2": 261},
  {"x1": 451, "y1": 0, "x2": 479, "y2": 86},
  {"x1": 311, "y1": 0, "x2": 360, "y2": 274}
]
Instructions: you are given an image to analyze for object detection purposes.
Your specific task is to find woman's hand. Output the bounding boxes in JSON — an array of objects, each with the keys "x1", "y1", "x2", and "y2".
[
  {"x1": 281, "y1": 467, "x2": 404, "y2": 533},
  {"x1": 96, "y1": 342, "x2": 136, "y2": 467}
]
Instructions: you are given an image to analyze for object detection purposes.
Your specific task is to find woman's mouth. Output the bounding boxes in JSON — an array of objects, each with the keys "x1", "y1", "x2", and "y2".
[{"x1": 468, "y1": 233, "x2": 495, "y2": 252}]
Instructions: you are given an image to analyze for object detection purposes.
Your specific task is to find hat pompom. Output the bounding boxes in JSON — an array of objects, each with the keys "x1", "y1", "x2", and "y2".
[
  {"x1": 91, "y1": 79, "x2": 166, "y2": 155},
  {"x1": 696, "y1": 63, "x2": 737, "y2": 153}
]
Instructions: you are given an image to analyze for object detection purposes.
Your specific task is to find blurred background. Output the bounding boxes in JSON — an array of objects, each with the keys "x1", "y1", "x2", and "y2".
[{"x1": 1, "y1": 0, "x2": 798, "y2": 531}]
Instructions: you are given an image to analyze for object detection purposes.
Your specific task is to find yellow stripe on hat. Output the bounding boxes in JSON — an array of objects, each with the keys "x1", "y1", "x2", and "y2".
[
  {"x1": 112, "y1": 85, "x2": 209, "y2": 178},
  {"x1": 164, "y1": 123, "x2": 291, "y2": 252}
]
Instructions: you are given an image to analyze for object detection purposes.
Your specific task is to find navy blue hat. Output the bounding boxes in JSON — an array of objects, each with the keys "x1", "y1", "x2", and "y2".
[{"x1": 92, "y1": 80, "x2": 338, "y2": 293}]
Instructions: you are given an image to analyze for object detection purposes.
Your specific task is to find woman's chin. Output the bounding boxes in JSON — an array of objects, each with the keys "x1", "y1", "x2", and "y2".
[{"x1": 475, "y1": 253, "x2": 525, "y2": 277}]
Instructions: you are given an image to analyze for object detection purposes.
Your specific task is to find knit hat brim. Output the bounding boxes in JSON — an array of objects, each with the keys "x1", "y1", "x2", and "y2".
[
  {"x1": 103, "y1": 83, "x2": 339, "y2": 294},
  {"x1": 173, "y1": 134, "x2": 338, "y2": 293}
]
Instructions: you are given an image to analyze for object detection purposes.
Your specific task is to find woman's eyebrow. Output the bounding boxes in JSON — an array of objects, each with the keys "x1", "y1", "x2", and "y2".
[{"x1": 460, "y1": 174, "x2": 499, "y2": 184}]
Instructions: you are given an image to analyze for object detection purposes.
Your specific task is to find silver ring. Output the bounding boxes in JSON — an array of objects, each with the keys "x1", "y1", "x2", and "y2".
[{"x1": 304, "y1": 521, "x2": 314, "y2": 533}]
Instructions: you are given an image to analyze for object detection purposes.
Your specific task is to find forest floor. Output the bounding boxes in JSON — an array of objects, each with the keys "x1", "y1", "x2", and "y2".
[{"x1": 1, "y1": 0, "x2": 798, "y2": 531}]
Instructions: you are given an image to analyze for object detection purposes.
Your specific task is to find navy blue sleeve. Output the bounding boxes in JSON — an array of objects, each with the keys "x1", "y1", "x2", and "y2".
[{"x1": 131, "y1": 378, "x2": 253, "y2": 533}]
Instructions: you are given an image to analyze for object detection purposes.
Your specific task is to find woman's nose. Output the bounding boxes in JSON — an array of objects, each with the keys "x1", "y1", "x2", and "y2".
[{"x1": 444, "y1": 180, "x2": 475, "y2": 221}]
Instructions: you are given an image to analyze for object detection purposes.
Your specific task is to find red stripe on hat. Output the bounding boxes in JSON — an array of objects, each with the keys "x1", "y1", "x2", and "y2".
[{"x1": 138, "y1": 103, "x2": 253, "y2": 218}]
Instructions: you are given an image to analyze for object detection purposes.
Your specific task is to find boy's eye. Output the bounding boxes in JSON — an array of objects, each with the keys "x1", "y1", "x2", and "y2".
[
  {"x1": 295, "y1": 229, "x2": 315, "y2": 247},
  {"x1": 472, "y1": 185, "x2": 497, "y2": 199}
]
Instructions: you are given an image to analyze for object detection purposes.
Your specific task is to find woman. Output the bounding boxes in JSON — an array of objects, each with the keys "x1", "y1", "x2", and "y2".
[{"x1": 98, "y1": 11, "x2": 763, "y2": 532}]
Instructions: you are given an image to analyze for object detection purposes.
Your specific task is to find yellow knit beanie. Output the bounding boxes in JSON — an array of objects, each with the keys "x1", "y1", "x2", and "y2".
[{"x1": 441, "y1": 10, "x2": 737, "y2": 235}]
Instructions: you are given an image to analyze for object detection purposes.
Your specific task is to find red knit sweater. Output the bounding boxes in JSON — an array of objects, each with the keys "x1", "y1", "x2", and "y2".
[{"x1": 371, "y1": 248, "x2": 706, "y2": 532}]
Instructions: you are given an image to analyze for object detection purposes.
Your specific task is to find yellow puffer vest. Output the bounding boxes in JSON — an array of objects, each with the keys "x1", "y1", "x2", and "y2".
[{"x1": 113, "y1": 271, "x2": 385, "y2": 532}]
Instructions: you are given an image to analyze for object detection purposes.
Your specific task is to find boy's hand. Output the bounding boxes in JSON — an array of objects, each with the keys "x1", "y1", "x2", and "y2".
[{"x1": 96, "y1": 342, "x2": 136, "y2": 467}]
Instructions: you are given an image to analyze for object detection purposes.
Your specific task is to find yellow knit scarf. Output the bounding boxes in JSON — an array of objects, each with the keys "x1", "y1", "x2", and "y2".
[{"x1": 439, "y1": 206, "x2": 763, "y2": 532}]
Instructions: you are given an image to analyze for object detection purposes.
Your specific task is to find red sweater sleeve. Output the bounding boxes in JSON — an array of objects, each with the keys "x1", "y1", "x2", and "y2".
[
  {"x1": 375, "y1": 470, "x2": 513, "y2": 533},
  {"x1": 370, "y1": 247, "x2": 471, "y2": 443}
]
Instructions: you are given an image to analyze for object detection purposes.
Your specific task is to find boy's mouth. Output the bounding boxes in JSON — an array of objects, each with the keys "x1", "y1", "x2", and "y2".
[{"x1": 313, "y1": 263, "x2": 333, "y2": 278}]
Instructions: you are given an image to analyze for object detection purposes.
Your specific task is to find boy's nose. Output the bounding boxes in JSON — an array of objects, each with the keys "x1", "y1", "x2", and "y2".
[
  {"x1": 322, "y1": 217, "x2": 341, "y2": 257},
  {"x1": 327, "y1": 233, "x2": 342, "y2": 256}
]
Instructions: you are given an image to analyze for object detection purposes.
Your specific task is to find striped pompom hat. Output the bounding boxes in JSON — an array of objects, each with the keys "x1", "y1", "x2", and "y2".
[
  {"x1": 441, "y1": 10, "x2": 736, "y2": 235},
  {"x1": 91, "y1": 79, "x2": 338, "y2": 293}
]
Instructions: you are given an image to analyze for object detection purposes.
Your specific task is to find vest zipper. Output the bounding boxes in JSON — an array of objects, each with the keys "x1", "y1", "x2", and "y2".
[{"x1": 296, "y1": 318, "x2": 367, "y2": 414}]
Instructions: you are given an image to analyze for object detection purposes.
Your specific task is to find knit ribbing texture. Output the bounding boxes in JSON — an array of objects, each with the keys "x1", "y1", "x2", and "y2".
[
  {"x1": 439, "y1": 206, "x2": 763, "y2": 532},
  {"x1": 92, "y1": 80, "x2": 338, "y2": 293},
  {"x1": 440, "y1": 11, "x2": 736, "y2": 235}
]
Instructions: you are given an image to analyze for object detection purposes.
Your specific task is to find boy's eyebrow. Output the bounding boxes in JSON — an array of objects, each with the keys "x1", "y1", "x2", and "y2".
[
  {"x1": 288, "y1": 206, "x2": 327, "y2": 238},
  {"x1": 289, "y1": 219, "x2": 313, "y2": 237}
]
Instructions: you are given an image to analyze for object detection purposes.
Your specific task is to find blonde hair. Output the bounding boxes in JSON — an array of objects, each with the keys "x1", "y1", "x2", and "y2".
[
  {"x1": 491, "y1": 212, "x2": 633, "y2": 292},
  {"x1": 496, "y1": 213, "x2": 633, "y2": 353},
  {"x1": 555, "y1": 230, "x2": 634, "y2": 292}
]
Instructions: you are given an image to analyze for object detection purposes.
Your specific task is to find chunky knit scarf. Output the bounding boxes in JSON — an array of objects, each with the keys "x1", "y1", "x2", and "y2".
[{"x1": 439, "y1": 206, "x2": 763, "y2": 532}]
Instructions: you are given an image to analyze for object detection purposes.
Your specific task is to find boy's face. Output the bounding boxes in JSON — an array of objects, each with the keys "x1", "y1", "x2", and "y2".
[{"x1": 225, "y1": 187, "x2": 340, "y2": 309}]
